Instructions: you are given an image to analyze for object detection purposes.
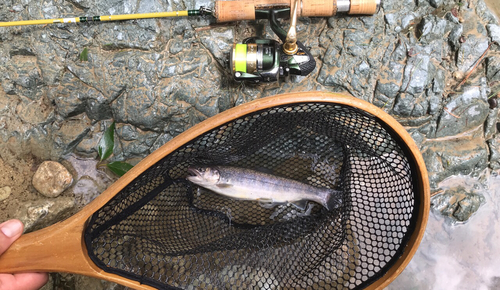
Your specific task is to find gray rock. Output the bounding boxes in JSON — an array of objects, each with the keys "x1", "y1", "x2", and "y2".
[
  {"x1": 392, "y1": 93, "x2": 416, "y2": 117},
  {"x1": 486, "y1": 24, "x2": 500, "y2": 44},
  {"x1": 53, "y1": 113, "x2": 93, "y2": 154},
  {"x1": 384, "y1": 14, "x2": 398, "y2": 26},
  {"x1": 401, "y1": 14, "x2": 416, "y2": 30},
  {"x1": 401, "y1": 53, "x2": 434, "y2": 96},
  {"x1": 486, "y1": 56, "x2": 500, "y2": 83},
  {"x1": 431, "y1": 187, "x2": 485, "y2": 222},
  {"x1": 457, "y1": 36, "x2": 489, "y2": 74},
  {"x1": 16, "y1": 197, "x2": 76, "y2": 232},
  {"x1": 489, "y1": 136, "x2": 500, "y2": 170},
  {"x1": 33, "y1": 161, "x2": 74, "y2": 198},
  {"x1": 475, "y1": 0, "x2": 500, "y2": 26},
  {"x1": 115, "y1": 124, "x2": 159, "y2": 159},
  {"x1": 428, "y1": 93, "x2": 442, "y2": 115},
  {"x1": 436, "y1": 86, "x2": 489, "y2": 138},
  {"x1": 432, "y1": 69, "x2": 446, "y2": 94},
  {"x1": 421, "y1": 132, "x2": 489, "y2": 189},
  {"x1": 485, "y1": 108, "x2": 499, "y2": 140},
  {"x1": 448, "y1": 23, "x2": 463, "y2": 49},
  {"x1": 198, "y1": 27, "x2": 233, "y2": 68},
  {"x1": 376, "y1": 81, "x2": 400, "y2": 98},
  {"x1": 427, "y1": 0, "x2": 442, "y2": 8},
  {"x1": 5, "y1": 55, "x2": 43, "y2": 100},
  {"x1": 418, "y1": 15, "x2": 448, "y2": 44}
]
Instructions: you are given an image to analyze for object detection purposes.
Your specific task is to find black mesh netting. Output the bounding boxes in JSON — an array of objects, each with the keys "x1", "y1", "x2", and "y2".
[{"x1": 84, "y1": 102, "x2": 421, "y2": 289}]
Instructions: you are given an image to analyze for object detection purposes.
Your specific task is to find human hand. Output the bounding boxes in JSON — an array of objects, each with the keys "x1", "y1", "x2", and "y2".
[{"x1": 0, "y1": 219, "x2": 48, "y2": 290}]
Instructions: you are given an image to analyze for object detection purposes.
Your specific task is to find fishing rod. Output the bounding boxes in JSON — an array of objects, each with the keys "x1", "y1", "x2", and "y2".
[
  {"x1": 0, "y1": 0, "x2": 380, "y2": 83},
  {"x1": 0, "y1": 8, "x2": 212, "y2": 27}
]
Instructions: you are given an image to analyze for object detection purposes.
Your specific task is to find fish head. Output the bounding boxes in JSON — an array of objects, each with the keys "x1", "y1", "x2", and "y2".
[{"x1": 187, "y1": 166, "x2": 220, "y2": 187}]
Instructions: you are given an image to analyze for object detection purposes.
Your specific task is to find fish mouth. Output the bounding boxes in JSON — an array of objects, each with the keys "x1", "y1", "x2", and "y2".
[{"x1": 187, "y1": 167, "x2": 203, "y2": 182}]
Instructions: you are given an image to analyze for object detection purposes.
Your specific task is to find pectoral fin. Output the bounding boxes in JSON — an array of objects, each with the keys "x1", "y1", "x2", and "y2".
[
  {"x1": 291, "y1": 200, "x2": 308, "y2": 211},
  {"x1": 257, "y1": 198, "x2": 281, "y2": 209},
  {"x1": 216, "y1": 183, "x2": 233, "y2": 188}
]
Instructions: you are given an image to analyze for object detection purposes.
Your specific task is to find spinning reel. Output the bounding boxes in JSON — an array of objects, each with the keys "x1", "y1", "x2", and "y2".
[
  {"x1": 230, "y1": 6, "x2": 315, "y2": 83},
  {"x1": 229, "y1": 0, "x2": 380, "y2": 83}
]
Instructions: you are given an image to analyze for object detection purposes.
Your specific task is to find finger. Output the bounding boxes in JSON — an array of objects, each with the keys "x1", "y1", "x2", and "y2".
[
  {"x1": 0, "y1": 220, "x2": 24, "y2": 255},
  {"x1": 0, "y1": 272, "x2": 49, "y2": 290}
]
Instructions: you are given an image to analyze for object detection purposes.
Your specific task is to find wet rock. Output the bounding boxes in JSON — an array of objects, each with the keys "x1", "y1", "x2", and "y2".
[
  {"x1": 53, "y1": 113, "x2": 93, "y2": 154},
  {"x1": 16, "y1": 96, "x2": 55, "y2": 125},
  {"x1": 53, "y1": 71, "x2": 111, "y2": 120},
  {"x1": 421, "y1": 130, "x2": 489, "y2": 189},
  {"x1": 33, "y1": 161, "x2": 73, "y2": 198},
  {"x1": 427, "y1": 0, "x2": 442, "y2": 8},
  {"x1": 436, "y1": 86, "x2": 489, "y2": 138},
  {"x1": 198, "y1": 27, "x2": 234, "y2": 68},
  {"x1": 486, "y1": 56, "x2": 500, "y2": 83},
  {"x1": 16, "y1": 197, "x2": 75, "y2": 232},
  {"x1": 431, "y1": 187, "x2": 485, "y2": 222},
  {"x1": 457, "y1": 36, "x2": 489, "y2": 74},
  {"x1": 384, "y1": 14, "x2": 398, "y2": 27},
  {"x1": 485, "y1": 108, "x2": 499, "y2": 140},
  {"x1": 0, "y1": 186, "x2": 11, "y2": 201},
  {"x1": 98, "y1": 23, "x2": 159, "y2": 51},
  {"x1": 5, "y1": 56, "x2": 44, "y2": 101},
  {"x1": 401, "y1": 14, "x2": 415, "y2": 30},
  {"x1": 486, "y1": 24, "x2": 500, "y2": 44},
  {"x1": 42, "y1": 273, "x2": 125, "y2": 290},
  {"x1": 489, "y1": 135, "x2": 500, "y2": 170},
  {"x1": 432, "y1": 69, "x2": 446, "y2": 94},
  {"x1": 448, "y1": 23, "x2": 463, "y2": 49},
  {"x1": 115, "y1": 124, "x2": 160, "y2": 159},
  {"x1": 418, "y1": 15, "x2": 448, "y2": 44},
  {"x1": 400, "y1": 53, "x2": 434, "y2": 96}
]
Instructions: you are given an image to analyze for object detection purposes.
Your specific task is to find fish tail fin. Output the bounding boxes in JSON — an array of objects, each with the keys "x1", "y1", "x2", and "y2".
[{"x1": 322, "y1": 189, "x2": 342, "y2": 211}]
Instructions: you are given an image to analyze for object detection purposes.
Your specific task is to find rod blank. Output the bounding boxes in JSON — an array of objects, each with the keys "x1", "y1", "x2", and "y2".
[{"x1": 0, "y1": 10, "x2": 197, "y2": 27}]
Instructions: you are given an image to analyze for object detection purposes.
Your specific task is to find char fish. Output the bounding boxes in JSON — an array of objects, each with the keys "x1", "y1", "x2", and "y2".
[{"x1": 187, "y1": 166, "x2": 341, "y2": 210}]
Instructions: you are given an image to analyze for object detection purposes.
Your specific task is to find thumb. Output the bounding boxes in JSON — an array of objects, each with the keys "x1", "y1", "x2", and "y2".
[{"x1": 0, "y1": 220, "x2": 24, "y2": 255}]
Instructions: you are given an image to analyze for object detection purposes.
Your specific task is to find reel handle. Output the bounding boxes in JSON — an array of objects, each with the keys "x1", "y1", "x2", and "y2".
[{"x1": 283, "y1": 0, "x2": 299, "y2": 55}]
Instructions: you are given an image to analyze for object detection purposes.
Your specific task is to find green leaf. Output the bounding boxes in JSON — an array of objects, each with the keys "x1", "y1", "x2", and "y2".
[
  {"x1": 98, "y1": 122, "x2": 115, "y2": 161},
  {"x1": 80, "y1": 47, "x2": 88, "y2": 61},
  {"x1": 107, "y1": 161, "x2": 134, "y2": 176}
]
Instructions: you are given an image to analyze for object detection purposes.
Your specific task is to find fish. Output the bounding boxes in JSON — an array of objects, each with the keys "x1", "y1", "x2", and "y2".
[{"x1": 186, "y1": 166, "x2": 342, "y2": 210}]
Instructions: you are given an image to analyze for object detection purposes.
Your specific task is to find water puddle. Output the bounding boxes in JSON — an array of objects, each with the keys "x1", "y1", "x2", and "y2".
[
  {"x1": 386, "y1": 172, "x2": 500, "y2": 289},
  {"x1": 62, "y1": 154, "x2": 117, "y2": 209}
]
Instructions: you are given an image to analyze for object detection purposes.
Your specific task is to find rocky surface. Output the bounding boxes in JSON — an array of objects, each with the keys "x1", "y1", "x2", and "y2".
[
  {"x1": 0, "y1": 0, "x2": 497, "y2": 191},
  {"x1": 16, "y1": 196, "x2": 75, "y2": 232},
  {"x1": 0, "y1": 0, "x2": 499, "y2": 288},
  {"x1": 431, "y1": 186, "x2": 485, "y2": 222}
]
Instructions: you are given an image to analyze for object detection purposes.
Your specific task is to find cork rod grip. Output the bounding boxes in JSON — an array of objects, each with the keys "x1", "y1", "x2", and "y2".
[
  {"x1": 214, "y1": 0, "x2": 379, "y2": 22},
  {"x1": 348, "y1": 0, "x2": 379, "y2": 14}
]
